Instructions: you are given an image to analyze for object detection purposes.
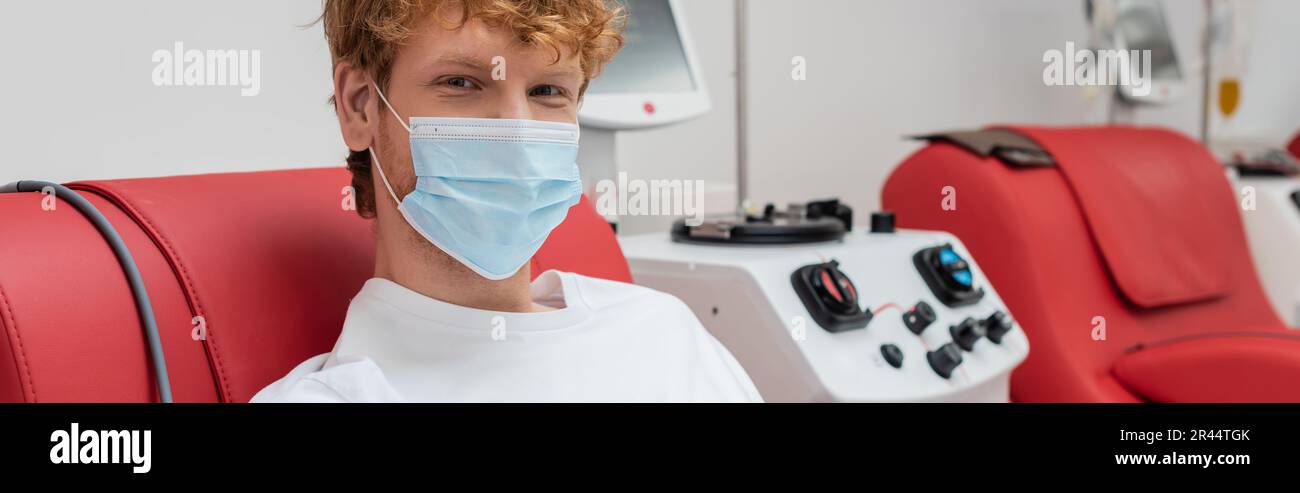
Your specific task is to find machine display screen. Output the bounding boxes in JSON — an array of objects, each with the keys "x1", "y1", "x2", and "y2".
[
  {"x1": 1114, "y1": 0, "x2": 1182, "y2": 81},
  {"x1": 586, "y1": 0, "x2": 697, "y2": 94}
]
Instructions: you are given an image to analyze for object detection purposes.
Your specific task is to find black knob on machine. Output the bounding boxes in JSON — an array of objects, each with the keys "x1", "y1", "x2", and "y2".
[
  {"x1": 927, "y1": 343, "x2": 963, "y2": 379},
  {"x1": 870, "y1": 211, "x2": 896, "y2": 233},
  {"x1": 934, "y1": 249, "x2": 973, "y2": 292},
  {"x1": 811, "y1": 260, "x2": 859, "y2": 315},
  {"x1": 880, "y1": 344, "x2": 904, "y2": 369},
  {"x1": 902, "y1": 301, "x2": 937, "y2": 334},
  {"x1": 913, "y1": 244, "x2": 985, "y2": 307},
  {"x1": 984, "y1": 311, "x2": 1014, "y2": 344},
  {"x1": 950, "y1": 317, "x2": 986, "y2": 351},
  {"x1": 791, "y1": 260, "x2": 872, "y2": 333}
]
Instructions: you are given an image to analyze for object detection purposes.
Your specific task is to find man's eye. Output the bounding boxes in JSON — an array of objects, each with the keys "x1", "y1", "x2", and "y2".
[
  {"x1": 445, "y1": 77, "x2": 477, "y2": 89},
  {"x1": 530, "y1": 85, "x2": 565, "y2": 98}
]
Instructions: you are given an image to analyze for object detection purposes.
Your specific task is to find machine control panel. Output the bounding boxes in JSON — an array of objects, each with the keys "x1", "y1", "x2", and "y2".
[{"x1": 619, "y1": 229, "x2": 1030, "y2": 402}]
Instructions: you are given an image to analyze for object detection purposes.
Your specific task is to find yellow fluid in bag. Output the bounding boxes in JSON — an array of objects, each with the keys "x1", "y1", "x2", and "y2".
[{"x1": 1218, "y1": 79, "x2": 1241, "y2": 118}]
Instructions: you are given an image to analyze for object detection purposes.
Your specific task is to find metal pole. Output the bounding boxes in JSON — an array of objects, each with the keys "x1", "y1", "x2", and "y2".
[
  {"x1": 1200, "y1": 0, "x2": 1214, "y2": 144},
  {"x1": 734, "y1": 0, "x2": 749, "y2": 206}
]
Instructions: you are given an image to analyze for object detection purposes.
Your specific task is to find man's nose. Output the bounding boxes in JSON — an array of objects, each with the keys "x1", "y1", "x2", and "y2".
[{"x1": 489, "y1": 91, "x2": 534, "y2": 120}]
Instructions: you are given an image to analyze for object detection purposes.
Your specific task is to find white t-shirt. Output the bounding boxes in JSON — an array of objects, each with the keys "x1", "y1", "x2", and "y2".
[{"x1": 251, "y1": 270, "x2": 762, "y2": 403}]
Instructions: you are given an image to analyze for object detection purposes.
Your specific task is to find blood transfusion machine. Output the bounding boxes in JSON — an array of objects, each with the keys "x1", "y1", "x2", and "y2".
[
  {"x1": 619, "y1": 209, "x2": 1029, "y2": 403},
  {"x1": 596, "y1": 1, "x2": 1028, "y2": 402}
]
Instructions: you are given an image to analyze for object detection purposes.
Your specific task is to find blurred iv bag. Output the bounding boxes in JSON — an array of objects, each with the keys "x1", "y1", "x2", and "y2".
[{"x1": 1207, "y1": 0, "x2": 1256, "y2": 119}]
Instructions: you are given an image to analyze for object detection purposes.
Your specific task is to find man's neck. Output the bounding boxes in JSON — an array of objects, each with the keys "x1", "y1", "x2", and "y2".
[{"x1": 373, "y1": 228, "x2": 546, "y2": 313}]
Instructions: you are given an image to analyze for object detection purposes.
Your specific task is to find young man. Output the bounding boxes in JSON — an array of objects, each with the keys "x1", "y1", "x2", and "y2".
[{"x1": 252, "y1": 0, "x2": 761, "y2": 402}]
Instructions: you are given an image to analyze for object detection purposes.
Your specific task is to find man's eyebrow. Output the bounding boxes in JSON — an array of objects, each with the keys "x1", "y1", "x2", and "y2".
[
  {"x1": 421, "y1": 53, "x2": 584, "y2": 81},
  {"x1": 423, "y1": 53, "x2": 492, "y2": 72},
  {"x1": 539, "y1": 65, "x2": 584, "y2": 81}
]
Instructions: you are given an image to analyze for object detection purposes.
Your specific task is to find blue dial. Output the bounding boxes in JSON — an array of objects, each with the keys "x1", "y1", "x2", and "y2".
[{"x1": 939, "y1": 248, "x2": 973, "y2": 287}]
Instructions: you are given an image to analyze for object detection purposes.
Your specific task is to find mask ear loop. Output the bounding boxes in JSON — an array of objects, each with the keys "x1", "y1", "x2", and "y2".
[
  {"x1": 372, "y1": 81, "x2": 412, "y2": 133},
  {"x1": 369, "y1": 145, "x2": 402, "y2": 208},
  {"x1": 368, "y1": 81, "x2": 412, "y2": 208}
]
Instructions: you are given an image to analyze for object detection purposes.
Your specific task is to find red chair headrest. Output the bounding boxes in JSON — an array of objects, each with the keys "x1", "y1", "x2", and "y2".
[{"x1": 1001, "y1": 126, "x2": 1233, "y2": 308}]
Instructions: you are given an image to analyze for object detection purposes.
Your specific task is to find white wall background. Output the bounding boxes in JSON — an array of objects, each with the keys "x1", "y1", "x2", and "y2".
[
  {"x1": 743, "y1": 0, "x2": 1207, "y2": 216},
  {"x1": 2, "y1": 0, "x2": 1297, "y2": 233},
  {"x1": 1, "y1": 1, "x2": 340, "y2": 185}
]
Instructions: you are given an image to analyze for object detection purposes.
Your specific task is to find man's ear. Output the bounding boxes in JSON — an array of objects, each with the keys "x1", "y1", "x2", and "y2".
[{"x1": 334, "y1": 61, "x2": 377, "y2": 153}]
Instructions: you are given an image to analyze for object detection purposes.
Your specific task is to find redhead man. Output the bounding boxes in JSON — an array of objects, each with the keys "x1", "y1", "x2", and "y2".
[{"x1": 252, "y1": 0, "x2": 760, "y2": 402}]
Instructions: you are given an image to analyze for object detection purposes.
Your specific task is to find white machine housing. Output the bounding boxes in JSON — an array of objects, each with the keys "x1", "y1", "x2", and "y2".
[
  {"x1": 1233, "y1": 173, "x2": 1300, "y2": 326},
  {"x1": 619, "y1": 229, "x2": 1030, "y2": 403}
]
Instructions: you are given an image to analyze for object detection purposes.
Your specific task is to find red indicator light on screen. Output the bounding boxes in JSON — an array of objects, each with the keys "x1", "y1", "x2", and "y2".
[{"x1": 643, "y1": 102, "x2": 656, "y2": 115}]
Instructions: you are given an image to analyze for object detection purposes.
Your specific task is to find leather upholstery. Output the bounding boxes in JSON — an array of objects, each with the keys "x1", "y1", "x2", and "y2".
[{"x1": 0, "y1": 168, "x2": 630, "y2": 402}]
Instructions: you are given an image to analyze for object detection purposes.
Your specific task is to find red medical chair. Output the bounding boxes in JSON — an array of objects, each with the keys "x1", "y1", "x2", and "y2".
[
  {"x1": 1289, "y1": 131, "x2": 1300, "y2": 160},
  {"x1": 0, "y1": 168, "x2": 631, "y2": 403},
  {"x1": 883, "y1": 126, "x2": 1300, "y2": 402}
]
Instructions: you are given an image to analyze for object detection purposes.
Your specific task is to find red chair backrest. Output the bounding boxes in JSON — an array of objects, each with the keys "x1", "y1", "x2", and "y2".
[{"x1": 0, "y1": 168, "x2": 630, "y2": 402}]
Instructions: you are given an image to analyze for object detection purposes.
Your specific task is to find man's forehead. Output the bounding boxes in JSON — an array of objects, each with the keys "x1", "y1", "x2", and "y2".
[{"x1": 406, "y1": 15, "x2": 582, "y2": 74}]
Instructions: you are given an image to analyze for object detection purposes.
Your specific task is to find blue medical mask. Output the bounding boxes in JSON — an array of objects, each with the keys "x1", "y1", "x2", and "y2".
[{"x1": 369, "y1": 84, "x2": 582, "y2": 280}]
